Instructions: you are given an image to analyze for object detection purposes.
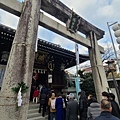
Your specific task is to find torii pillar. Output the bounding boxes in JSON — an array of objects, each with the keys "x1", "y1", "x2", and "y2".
[
  {"x1": 0, "y1": 0, "x2": 41, "y2": 119},
  {"x1": 87, "y1": 31, "x2": 109, "y2": 102}
]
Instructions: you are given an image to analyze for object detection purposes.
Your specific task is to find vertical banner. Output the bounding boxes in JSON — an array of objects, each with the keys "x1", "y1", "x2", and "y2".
[
  {"x1": 0, "y1": 65, "x2": 6, "y2": 87},
  {"x1": 75, "y1": 43, "x2": 81, "y2": 100},
  {"x1": 75, "y1": 77, "x2": 81, "y2": 100},
  {"x1": 75, "y1": 43, "x2": 79, "y2": 65}
]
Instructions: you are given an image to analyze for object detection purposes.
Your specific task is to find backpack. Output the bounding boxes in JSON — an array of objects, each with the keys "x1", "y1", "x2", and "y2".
[{"x1": 51, "y1": 98, "x2": 56, "y2": 110}]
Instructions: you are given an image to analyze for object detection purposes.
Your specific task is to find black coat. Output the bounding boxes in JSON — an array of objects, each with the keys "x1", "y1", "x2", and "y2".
[
  {"x1": 95, "y1": 111, "x2": 120, "y2": 120},
  {"x1": 40, "y1": 93, "x2": 47, "y2": 104},
  {"x1": 111, "y1": 100, "x2": 120, "y2": 118},
  {"x1": 79, "y1": 98, "x2": 87, "y2": 120}
]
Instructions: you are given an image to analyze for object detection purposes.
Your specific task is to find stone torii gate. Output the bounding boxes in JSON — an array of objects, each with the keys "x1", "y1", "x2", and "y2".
[{"x1": 0, "y1": 0, "x2": 108, "y2": 119}]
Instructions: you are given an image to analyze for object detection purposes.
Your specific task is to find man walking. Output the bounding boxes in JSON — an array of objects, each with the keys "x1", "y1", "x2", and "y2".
[
  {"x1": 66, "y1": 93, "x2": 78, "y2": 120},
  {"x1": 95, "y1": 99, "x2": 120, "y2": 120},
  {"x1": 39, "y1": 92, "x2": 47, "y2": 117}
]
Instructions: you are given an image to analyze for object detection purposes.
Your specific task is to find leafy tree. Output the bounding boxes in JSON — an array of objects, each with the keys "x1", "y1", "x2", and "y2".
[{"x1": 78, "y1": 70, "x2": 96, "y2": 97}]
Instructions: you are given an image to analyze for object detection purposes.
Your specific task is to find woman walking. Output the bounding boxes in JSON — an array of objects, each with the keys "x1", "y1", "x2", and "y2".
[{"x1": 55, "y1": 93, "x2": 64, "y2": 120}]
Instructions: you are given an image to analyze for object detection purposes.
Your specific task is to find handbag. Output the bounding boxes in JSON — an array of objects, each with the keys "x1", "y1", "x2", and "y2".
[
  {"x1": 87, "y1": 113, "x2": 93, "y2": 120},
  {"x1": 63, "y1": 99, "x2": 66, "y2": 108}
]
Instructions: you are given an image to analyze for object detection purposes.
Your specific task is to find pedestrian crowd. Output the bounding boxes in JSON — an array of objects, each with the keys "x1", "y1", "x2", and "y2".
[{"x1": 31, "y1": 85, "x2": 120, "y2": 120}]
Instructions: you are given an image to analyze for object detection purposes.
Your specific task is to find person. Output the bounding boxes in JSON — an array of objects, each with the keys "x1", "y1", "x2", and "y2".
[
  {"x1": 33, "y1": 70, "x2": 39, "y2": 81},
  {"x1": 48, "y1": 92, "x2": 56, "y2": 120},
  {"x1": 87, "y1": 94, "x2": 93, "y2": 107},
  {"x1": 95, "y1": 99, "x2": 120, "y2": 120},
  {"x1": 62, "y1": 94, "x2": 67, "y2": 120},
  {"x1": 102, "y1": 91, "x2": 109, "y2": 100},
  {"x1": 78, "y1": 91, "x2": 88, "y2": 120},
  {"x1": 87, "y1": 97, "x2": 101, "y2": 120},
  {"x1": 38, "y1": 92, "x2": 47, "y2": 117},
  {"x1": 41, "y1": 85, "x2": 48, "y2": 95},
  {"x1": 66, "y1": 95, "x2": 70, "y2": 104},
  {"x1": 109, "y1": 93, "x2": 120, "y2": 118},
  {"x1": 47, "y1": 89, "x2": 55, "y2": 120},
  {"x1": 32, "y1": 70, "x2": 39, "y2": 87},
  {"x1": 33, "y1": 87, "x2": 39, "y2": 103},
  {"x1": 55, "y1": 93, "x2": 64, "y2": 120},
  {"x1": 66, "y1": 93, "x2": 78, "y2": 120}
]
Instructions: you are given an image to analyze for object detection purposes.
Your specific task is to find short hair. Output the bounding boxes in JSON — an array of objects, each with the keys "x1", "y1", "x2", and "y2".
[
  {"x1": 91, "y1": 97, "x2": 97, "y2": 102},
  {"x1": 109, "y1": 93, "x2": 115, "y2": 100},
  {"x1": 101, "y1": 99, "x2": 111, "y2": 110},
  {"x1": 102, "y1": 91, "x2": 109, "y2": 98}
]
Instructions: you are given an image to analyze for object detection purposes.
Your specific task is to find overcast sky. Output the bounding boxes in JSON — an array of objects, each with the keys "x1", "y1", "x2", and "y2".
[{"x1": 0, "y1": 0, "x2": 120, "y2": 74}]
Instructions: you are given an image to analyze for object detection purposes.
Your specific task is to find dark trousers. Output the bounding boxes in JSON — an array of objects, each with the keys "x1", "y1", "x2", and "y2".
[
  {"x1": 39, "y1": 104, "x2": 46, "y2": 117},
  {"x1": 48, "y1": 106, "x2": 50, "y2": 120}
]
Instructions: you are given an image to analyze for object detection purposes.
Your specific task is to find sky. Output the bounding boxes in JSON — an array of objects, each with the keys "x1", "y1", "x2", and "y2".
[{"x1": 0, "y1": 0, "x2": 120, "y2": 74}]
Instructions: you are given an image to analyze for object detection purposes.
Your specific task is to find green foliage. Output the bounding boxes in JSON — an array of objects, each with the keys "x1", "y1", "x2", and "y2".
[
  {"x1": 81, "y1": 77, "x2": 96, "y2": 97},
  {"x1": 78, "y1": 70, "x2": 96, "y2": 97},
  {"x1": 11, "y1": 81, "x2": 29, "y2": 94}
]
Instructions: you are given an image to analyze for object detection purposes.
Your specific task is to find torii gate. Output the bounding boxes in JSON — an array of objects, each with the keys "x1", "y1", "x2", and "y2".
[{"x1": 0, "y1": 0, "x2": 108, "y2": 119}]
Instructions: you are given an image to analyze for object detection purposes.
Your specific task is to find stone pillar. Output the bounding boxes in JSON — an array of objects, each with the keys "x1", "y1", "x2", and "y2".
[
  {"x1": 0, "y1": 0, "x2": 41, "y2": 119},
  {"x1": 87, "y1": 31, "x2": 108, "y2": 102}
]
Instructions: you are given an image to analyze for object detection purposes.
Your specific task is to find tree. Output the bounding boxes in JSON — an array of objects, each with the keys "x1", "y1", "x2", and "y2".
[
  {"x1": 101, "y1": 44, "x2": 114, "y2": 62},
  {"x1": 77, "y1": 70, "x2": 96, "y2": 97}
]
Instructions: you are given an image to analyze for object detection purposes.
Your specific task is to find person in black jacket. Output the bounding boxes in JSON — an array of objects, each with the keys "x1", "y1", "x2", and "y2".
[
  {"x1": 38, "y1": 92, "x2": 47, "y2": 117},
  {"x1": 95, "y1": 99, "x2": 120, "y2": 120},
  {"x1": 87, "y1": 94, "x2": 93, "y2": 107},
  {"x1": 102, "y1": 91, "x2": 110, "y2": 100},
  {"x1": 109, "y1": 93, "x2": 120, "y2": 118},
  {"x1": 78, "y1": 91, "x2": 87, "y2": 120}
]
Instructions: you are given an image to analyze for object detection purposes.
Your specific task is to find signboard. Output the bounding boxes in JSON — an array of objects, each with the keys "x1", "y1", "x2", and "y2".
[
  {"x1": 0, "y1": 65, "x2": 6, "y2": 87},
  {"x1": 48, "y1": 74, "x2": 52, "y2": 83},
  {"x1": 75, "y1": 43, "x2": 79, "y2": 65},
  {"x1": 66, "y1": 12, "x2": 81, "y2": 33}
]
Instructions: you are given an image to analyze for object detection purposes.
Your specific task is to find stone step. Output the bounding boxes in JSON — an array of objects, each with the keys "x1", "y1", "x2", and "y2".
[
  {"x1": 29, "y1": 103, "x2": 39, "y2": 109},
  {"x1": 28, "y1": 108, "x2": 39, "y2": 114},
  {"x1": 27, "y1": 102, "x2": 48, "y2": 120},
  {"x1": 27, "y1": 112, "x2": 41, "y2": 119},
  {"x1": 27, "y1": 116, "x2": 46, "y2": 120}
]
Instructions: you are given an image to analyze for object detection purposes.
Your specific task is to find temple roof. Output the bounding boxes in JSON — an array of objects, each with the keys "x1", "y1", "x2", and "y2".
[
  {"x1": 37, "y1": 39, "x2": 89, "y2": 63},
  {"x1": 0, "y1": 23, "x2": 89, "y2": 67}
]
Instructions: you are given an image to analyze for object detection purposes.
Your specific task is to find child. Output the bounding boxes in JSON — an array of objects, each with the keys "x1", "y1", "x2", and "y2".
[{"x1": 33, "y1": 87, "x2": 39, "y2": 103}]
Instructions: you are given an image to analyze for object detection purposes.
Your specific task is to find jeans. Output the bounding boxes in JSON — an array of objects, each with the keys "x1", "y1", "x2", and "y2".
[{"x1": 50, "y1": 112, "x2": 56, "y2": 120}]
